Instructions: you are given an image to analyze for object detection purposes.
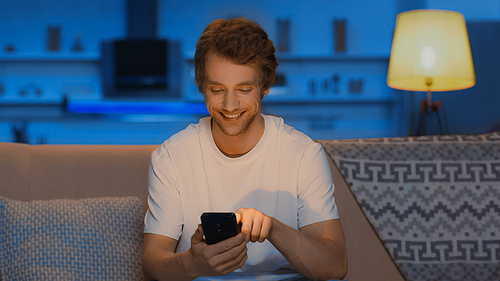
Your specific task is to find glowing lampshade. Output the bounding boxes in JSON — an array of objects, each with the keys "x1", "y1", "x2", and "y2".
[{"x1": 387, "y1": 9, "x2": 475, "y2": 92}]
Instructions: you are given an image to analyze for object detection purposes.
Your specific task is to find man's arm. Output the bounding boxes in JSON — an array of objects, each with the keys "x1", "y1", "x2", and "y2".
[
  {"x1": 236, "y1": 208, "x2": 347, "y2": 280},
  {"x1": 269, "y1": 218, "x2": 347, "y2": 280},
  {"x1": 142, "y1": 226, "x2": 248, "y2": 281},
  {"x1": 143, "y1": 233, "x2": 192, "y2": 281}
]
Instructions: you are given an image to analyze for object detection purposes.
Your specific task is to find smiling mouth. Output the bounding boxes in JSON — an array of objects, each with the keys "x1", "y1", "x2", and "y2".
[{"x1": 221, "y1": 112, "x2": 244, "y2": 119}]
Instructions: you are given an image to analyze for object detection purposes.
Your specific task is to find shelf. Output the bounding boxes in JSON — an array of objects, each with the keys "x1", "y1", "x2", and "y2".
[
  {"x1": 66, "y1": 100, "x2": 209, "y2": 114},
  {"x1": 275, "y1": 54, "x2": 390, "y2": 63},
  {"x1": 185, "y1": 90, "x2": 396, "y2": 104},
  {"x1": 0, "y1": 53, "x2": 101, "y2": 62},
  {"x1": 1, "y1": 53, "x2": 389, "y2": 64},
  {"x1": 262, "y1": 95, "x2": 396, "y2": 104},
  {"x1": 184, "y1": 54, "x2": 390, "y2": 63}
]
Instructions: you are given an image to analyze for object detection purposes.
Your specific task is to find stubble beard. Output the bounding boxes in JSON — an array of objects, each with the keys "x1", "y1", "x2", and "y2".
[{"x1": 212, "y1": 110, "x2": 257, "y2": 137}]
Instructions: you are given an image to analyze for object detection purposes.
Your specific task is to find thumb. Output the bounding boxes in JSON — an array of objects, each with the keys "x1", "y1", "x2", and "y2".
[
  {"x1": 235, "y1": 212, "x2": 242, "y2": 224},
  {"x1": 191, "y1": 224, "x2": 205, "y2": 244}
]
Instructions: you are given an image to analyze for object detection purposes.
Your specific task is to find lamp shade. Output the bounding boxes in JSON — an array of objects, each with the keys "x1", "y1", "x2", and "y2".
[{"x1": 387, "y1": 9, "x2": 475, "y2": 92}]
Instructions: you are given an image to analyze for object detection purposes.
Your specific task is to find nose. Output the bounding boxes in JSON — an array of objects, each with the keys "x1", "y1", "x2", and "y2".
[{"x1": 222, "y1": 91, "x2": 240, "y2": 112}]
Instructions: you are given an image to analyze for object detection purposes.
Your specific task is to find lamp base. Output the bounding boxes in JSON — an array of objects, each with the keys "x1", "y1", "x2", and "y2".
[{"x1": 417, "y1": 99, "x2": 449, "y2": 135}]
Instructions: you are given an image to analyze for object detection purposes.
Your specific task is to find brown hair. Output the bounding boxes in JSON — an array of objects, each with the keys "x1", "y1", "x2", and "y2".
[{"x1": 194, "y1": 17, "x2": 278, "y2": 97}]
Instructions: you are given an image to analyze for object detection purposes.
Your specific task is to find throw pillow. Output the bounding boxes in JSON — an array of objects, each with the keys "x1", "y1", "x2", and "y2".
[{"x1": 0, "y1": 196, "x2": 144, "y2": 280}]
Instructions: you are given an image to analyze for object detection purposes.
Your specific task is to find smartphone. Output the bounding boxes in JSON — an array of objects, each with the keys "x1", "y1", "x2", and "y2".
[{"x1": 201, "y1": 212, "x2": 240, "y2": 245}]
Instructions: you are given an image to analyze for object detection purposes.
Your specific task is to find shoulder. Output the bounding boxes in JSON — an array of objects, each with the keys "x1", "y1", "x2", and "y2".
[
  {"x1": 153, "y1": 117, "x2": 208, "y2": 157},
  {"x1": 266, "y1": 114, "x2": 322, "y2": 153}
]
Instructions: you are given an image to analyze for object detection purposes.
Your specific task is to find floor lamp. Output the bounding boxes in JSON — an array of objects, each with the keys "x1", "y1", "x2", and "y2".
[{"x1": 387, "y1": 9, "x2": 476, "y2": 136}]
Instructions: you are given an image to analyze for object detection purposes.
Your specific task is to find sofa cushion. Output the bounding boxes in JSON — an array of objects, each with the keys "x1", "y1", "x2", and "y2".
[
  {"x1": 320, "y1": 132, "x2": 500, "y2": 281},
  {"x1": 0, "y1": 196, "x2": 144, "y2": 280}
]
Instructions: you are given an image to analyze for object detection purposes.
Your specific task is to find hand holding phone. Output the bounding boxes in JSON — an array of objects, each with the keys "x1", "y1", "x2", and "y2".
[
  {"x1": 189, "y1": 223, "x2": 247, "y2": 277},
  {"x1": 201, "y1": 212, "x2": 241, "y2": 245}
]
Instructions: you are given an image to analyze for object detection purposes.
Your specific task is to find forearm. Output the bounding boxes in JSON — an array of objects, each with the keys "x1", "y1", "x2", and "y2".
[
  {"x1": 268, "y1": 218, "x2": 347, "y2": 280},
  {"x1": 143, "y1": 249, "x2": 197, "y2": 281}
]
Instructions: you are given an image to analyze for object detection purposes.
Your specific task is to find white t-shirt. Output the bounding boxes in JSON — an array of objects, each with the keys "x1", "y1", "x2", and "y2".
[{"x1": 144, "y1": 114, "x2": 338, "y2": 279}]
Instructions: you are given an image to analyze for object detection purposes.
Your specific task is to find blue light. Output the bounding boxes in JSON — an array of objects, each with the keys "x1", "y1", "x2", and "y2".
[{"x1": 67, "y1": 101, "x2": 209, "y2": 115}]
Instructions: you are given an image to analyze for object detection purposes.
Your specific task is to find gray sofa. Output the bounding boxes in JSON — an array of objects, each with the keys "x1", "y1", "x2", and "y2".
[
  {"x1": 1, "y1": 131, "x2": 498, "y2": 280},
  {"x1": 320, "y1": 131, "x2": 500, "y2": 281}
]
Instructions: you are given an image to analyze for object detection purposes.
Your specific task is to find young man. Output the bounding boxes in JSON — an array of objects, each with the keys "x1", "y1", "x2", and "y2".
[{"x1": 142, "y1": 17, "x2": 347, "y2": 280}]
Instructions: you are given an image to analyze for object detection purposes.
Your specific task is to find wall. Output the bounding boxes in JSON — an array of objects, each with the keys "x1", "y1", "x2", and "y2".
[
  {"x1": 0, "y1": 0, "x2": 124, "y2": 105},
  {"x1": 1, "y1": 0, "x2": 500, "y2": 143},
  {"x1": 410, "y1": 0, "x2": 500, "y2": 134},
  {"x1": 426, "y1": 0, "x2": 500, "y2": 20},
  {"x1": 0, "y1": 0, "x2": 125, "y2": 57},
  {"x1": 159, "y1": 0, "x2": 396, "y2": 56}
]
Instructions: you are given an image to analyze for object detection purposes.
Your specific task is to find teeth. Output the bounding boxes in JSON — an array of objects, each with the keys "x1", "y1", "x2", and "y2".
[{"x1": 223, "y1": 112, "x2": 242, "y2": 119}]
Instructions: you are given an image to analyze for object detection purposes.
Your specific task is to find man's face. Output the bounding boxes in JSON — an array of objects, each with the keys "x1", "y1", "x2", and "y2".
[{"x1": 204, "y1": 51, "x2": 263, "y2": 137}]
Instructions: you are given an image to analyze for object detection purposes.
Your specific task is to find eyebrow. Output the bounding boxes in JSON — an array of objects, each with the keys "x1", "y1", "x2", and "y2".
[{"x1": 206, "y1": 79, "x2": 256, "y2": 87}]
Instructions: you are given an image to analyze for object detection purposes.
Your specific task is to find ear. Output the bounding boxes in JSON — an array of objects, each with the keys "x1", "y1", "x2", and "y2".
[{"x1": 261, "y1": 87, "x2": 271, "y2": 99}]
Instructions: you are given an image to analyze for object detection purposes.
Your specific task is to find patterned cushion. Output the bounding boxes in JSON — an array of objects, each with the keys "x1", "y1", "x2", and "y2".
[
  {"x1": 0, "y1": 196, "x2": 144, "y2": 280},
  {"x1": 319, "y1": 132, "x2": 500, "y2": 281}
]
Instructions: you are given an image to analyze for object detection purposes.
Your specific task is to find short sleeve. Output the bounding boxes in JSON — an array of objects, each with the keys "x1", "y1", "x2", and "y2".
[
  {"x1": 297, "y1": 143, "x2": 339, "y2": 229},
  {"x1": 144, "y1": 145, "x2": 184, "y2": 240}
]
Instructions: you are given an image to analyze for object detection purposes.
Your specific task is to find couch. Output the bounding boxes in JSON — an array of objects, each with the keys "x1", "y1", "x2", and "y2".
[{"x1": 1, "y1": 131, "x2": 498, "y2": 280}]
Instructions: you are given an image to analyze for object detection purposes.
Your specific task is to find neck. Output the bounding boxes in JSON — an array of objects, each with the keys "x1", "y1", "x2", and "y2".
[{"x1": 211, "y1": 115, "x2": 265, "y2": 158}]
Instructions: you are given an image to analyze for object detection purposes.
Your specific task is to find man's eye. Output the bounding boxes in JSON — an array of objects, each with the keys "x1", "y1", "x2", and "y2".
[
  {"x1": 239, "y1": 88, "x2": 252, "y2": 93},
  {"x1": 210, "y1": 88, "x2": 223, "y2": 93}
]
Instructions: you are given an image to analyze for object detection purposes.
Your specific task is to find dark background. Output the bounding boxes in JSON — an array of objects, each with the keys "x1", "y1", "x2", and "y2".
[{"x1": 1, "y1": 0, "x2": 499, "y2": 144}]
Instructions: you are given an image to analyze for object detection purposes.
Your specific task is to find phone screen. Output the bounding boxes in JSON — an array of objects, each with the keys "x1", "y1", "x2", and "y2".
[{"x1": 201, "y1": 212, "x2": 240, "y2": 245}]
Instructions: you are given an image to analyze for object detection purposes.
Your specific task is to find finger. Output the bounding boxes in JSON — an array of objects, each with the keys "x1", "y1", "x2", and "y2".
[
  {"x1": 236, "y1": 232, "x2": 246, "y2": 243},
  {"x1": 258, "y1": 217, "x2": 272, "y2": 243},
  {"x1": 221, "y1": 244, "x2": 248, "y2": 275},
  {"x1": 191, "y1": 224, "x2": 205, "y2": 244},
  {"x1": 211, "y1": 237, "x2": 247, "y2": 273},
  {"x1": 240, "y1": 215, "x2": 254, "y2": 242},
  {"x1": 210, "y1": 232, "x2": 246, "y2": 255},
  {"x1": 235, "y1": 208, "x2": 247, "y2": 223},
  {"x1": 250, "y1": 215, "x2": 263, "y2": 242},
  {"x1": 236, "y1": 250, "x2": 248, "y2": 269},
  {"x1": 215, "y1": 238, "x2": 248, "y2": 274},
  {"x1": 235, "y1": 212, "x2": 242, "y2": 224}
]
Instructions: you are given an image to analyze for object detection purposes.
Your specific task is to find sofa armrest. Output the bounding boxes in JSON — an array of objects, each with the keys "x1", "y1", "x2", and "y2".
[{"x1": 326, "y1": 152, "x2": 405, "y2": 281}]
